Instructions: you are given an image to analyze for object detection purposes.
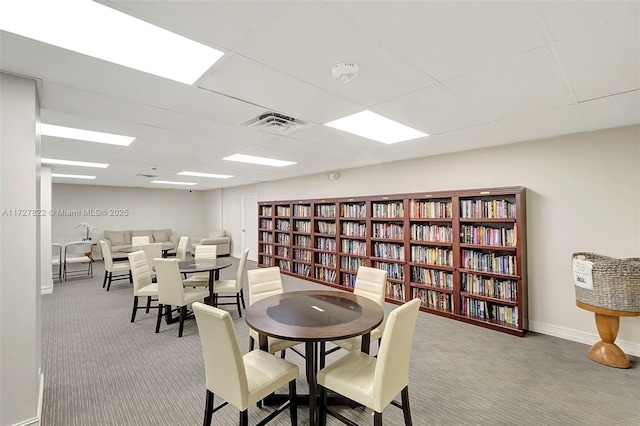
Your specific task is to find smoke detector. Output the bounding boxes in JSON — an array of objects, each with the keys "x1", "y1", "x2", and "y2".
[{"x1": 332, "y1": 61, "x2": 359, "y2": 83}]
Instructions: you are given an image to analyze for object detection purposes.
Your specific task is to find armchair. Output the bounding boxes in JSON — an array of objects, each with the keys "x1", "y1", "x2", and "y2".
[{"x1": 197, "y1": 230, "x2": 231, "y2": 256}]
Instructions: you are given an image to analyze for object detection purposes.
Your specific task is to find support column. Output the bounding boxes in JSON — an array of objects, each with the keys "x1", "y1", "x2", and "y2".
[{"x1": 41, "y1": 166, "x2": 53, "y2": 294}]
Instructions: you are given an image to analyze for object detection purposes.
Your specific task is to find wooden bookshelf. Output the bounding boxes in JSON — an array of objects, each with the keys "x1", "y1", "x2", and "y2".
[{"x1": 258, "y1": 186, "x2": 528, "y2": 336}]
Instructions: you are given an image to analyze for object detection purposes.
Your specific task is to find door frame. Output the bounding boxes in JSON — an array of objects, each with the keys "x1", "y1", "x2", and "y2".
[{"x1": 240, "y1": 193, "x2": 259, "y2": 262}]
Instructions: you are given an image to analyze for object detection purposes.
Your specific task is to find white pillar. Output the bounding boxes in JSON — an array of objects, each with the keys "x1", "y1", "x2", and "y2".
[
  {"x1": 0, "y1": 72, "x2": 42, "y2": 425},
  {"x1": 41, "y1": 166, "x2": 53, "y2": 294}
]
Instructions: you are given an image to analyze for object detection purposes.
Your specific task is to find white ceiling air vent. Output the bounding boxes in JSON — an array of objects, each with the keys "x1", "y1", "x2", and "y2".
[{"x1": 243, "y1": 112, "x2": 310, "y2": 135}]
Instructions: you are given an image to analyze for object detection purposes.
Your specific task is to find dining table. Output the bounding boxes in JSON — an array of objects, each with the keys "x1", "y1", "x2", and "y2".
[
  {"x1": 178, "y1": 258, "x2": 233, "y2": 305},
  {"x1": 245, "y1": 289, "x2": 384, "y2": 426}
]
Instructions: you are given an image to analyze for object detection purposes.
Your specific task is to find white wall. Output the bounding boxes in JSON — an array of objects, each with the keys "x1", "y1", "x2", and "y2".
[
  {"x1": 220, "y1": 125, "x2": 640, "y2": 355},
  {"x1": 203, "y1": 188, "x2": 222, "y2": 233},
  {"x1": 52, "y1": 185, "x2": 209, "y2": 252},
  {"x1": 0, "y1": 73, "x2": 42, "y2": 426},
  {"x1": 41, "y1": 167, "x2": 53, "y2": 294}
]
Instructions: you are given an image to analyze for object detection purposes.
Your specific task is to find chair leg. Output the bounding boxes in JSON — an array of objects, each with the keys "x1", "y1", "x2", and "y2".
[
  {"x1": 146, "y1": 296, "x2": 152, "y2": 313},
  {"x1": 401, "y1": 386, "x2": 412, "y2": 426},
  {"x1": 129, "y1": 270, "x2": 133, "y2": 284},
  {"x1": 240, "y1": 288, "x2": 246, "y2": 309},
  {"x1": 203, "y1": 390, "x2": 214, "y2": 426},
  {"x1": 102, "y1": 271, "x2": 108, "y2": 288},
  {"x1": 236, "y1": 293, "x2": 242, "y2": 318},
  {"x1": 106, "y1": 272, "x2": 113, "y2": 291},
  {"x1": 131, "y1": 296, "x2": 139, "y2": 323},
  {"x1": 239, "y1": 410, "x2": 248, "y2": 426},
  {"x1": 178, "y1": 305, "x2": 187, "y2": 337},
  {"x1": 155, "y1": 304, "x2": 164, "y2": 333},
  {"x1": 373, "y1": 412, "x2": 382, "y2": 426},
  {"x1": 289, "y1": 379, "x2": 297, "y2": 426},
  {"x1": 249, "y1": 336, "x2": 255, "y2": 351},
  {"x1": 281, "y1": 350, "x2": 286, "y2": 359}
]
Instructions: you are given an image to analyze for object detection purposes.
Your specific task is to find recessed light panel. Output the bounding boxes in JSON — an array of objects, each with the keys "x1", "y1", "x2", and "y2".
[
  {"x1": 223, "y1": 154, "x2": 296, "y2": 167},
  {"x1": 51, "y1": 173, "x2": 96, "y2": 180},
  {"x1": 177, "y1": 171, "x2": 234, "y2": 179},
  {"x1": 324, "y1": 110, "x2": 428, "y2": 144},
  {"x1": 42, "y1": 124, "x2": 135, "y2": 146},
  {"x1": 151, "y1": 181, "x2": 197, "y2": 186},
  {"x1": 0, "y1": 0, "x2": 224, "y2": 85},
  {"x1": 41, "y1": 158, "x2": 109, "y2": 168}
]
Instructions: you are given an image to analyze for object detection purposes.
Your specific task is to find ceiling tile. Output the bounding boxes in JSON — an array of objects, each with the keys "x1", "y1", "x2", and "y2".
[
  {"x1": 371, "y1": 84, "x2": 490, "y2": 135},
  {"x1": 443, "y1": 46, "x2": 574, "y2": 121},
  {"x1": 328, "y1": 1, "x2": 546, "y2": 81},
  {"x1": 498, "y1": 104, "x2": 586, "y2": 142},
  {"x1": 555, "y1": 14, "x2": 640, "y2": 102},
  {"x1": 234, "y1": 1, "x2": 435, "y2": 106},
  {"x1": 579, "y1": 91, "x2": 640, "y2": 131},
  {"x1": 537, "y1": 1, "x2": 640, "y2": 41},
  {"x1": 199, "y1": 54, "x2": 362, "y2": 124},
  {"x1": 169, "y1": 86, "x2": 265, "y2": 125}
]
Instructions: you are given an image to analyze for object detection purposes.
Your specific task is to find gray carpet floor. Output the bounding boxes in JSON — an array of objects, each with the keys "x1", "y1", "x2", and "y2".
[{"x1": 42, "y1": 257, "x2": 639, "y2": 426}]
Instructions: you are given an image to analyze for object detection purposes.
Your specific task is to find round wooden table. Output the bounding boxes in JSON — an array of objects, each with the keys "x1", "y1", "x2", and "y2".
[
  {"x1": 245, "y1": 290, "x2": 384, "y2": 426},
  {"x1": 576, "y1": 300, "x2": 640, "y2": 368}
]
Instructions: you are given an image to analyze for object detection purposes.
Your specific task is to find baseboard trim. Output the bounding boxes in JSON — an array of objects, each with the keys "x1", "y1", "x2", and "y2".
[
  {"x1": 11, "y1": 372, "x2": 43, "y2": 426},
  {"x1": 41, "y1": 282, "x2": 53, "y2": 295},
  {"x1": 529, "y1": 320, "x2": 640, "y2": 357}
]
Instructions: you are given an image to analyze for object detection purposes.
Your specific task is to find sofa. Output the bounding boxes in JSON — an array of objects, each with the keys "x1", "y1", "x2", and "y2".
[
  {"x1": 194, "y1": 230, "x2": 231, "y2": 256},
  {"x1": 102, "y1": 229, "x2": 176, "y2": 257}
]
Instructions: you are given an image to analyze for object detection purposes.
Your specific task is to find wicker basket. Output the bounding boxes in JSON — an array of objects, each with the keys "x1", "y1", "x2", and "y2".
[{"x1": 572, "y1": 252, "x2": 640, "y2": 312}]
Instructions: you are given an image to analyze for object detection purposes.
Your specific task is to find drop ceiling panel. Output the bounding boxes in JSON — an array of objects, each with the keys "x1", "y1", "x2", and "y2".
[
  {"x1": 102, "y1": 0, "x2": 289, "y2": 51},
  {"x1": 234, "y1": 1, "x2": 435, "y2": 106},
  {"x1": 371, "y1": 84, "x2": 490, "y2": 136},
  {"x1": 199, "y1": 54, "x2": 362, "y2": 124},
  {"x1": 328, "y1": 1, "x2": 547, "y2": 81},
  {"x1": 443, "y1": 46, "x2": 574, "y2": 121},
  {"x1": 555, "y1": 14, "x2": 640, "y2": 102},
  {"x1": 0, "y1": 32, "x2": 185, "y2": 110},
  {"x1": 498, "y1": 104, "x2": 586, "y2": 142},
  {"x1": 580, "y1": 91, "x2": 640, "y2": 131},
  {"x1": 537, "y1": 1, "x2": 640, "y2": 42},
  {"x1": 170, "y1": 86, "x2": 265, "y2": 125}
]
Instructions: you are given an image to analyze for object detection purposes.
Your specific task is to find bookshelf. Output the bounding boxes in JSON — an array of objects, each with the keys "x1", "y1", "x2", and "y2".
[{"x1": 258, "y1": 186, "x2": 528, "y2": 336}]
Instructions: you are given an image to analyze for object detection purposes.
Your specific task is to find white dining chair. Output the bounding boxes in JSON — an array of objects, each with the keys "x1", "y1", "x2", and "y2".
[
  {"x1": 63, "y1": 241, "x2": 94, "y2": 281},
  {"x1": 131, "y1": 235, "x2": 150, "y2": 250},
  {"x1": 52, "y1": 243, "x2": 63, "y2": 282},
  {"x1": 175, "y1": 236, "x2": 189, "y2": 261},
  {"x1": 140, "y1": 243, "x2": 162, "y2": 280},
  {"x1": 193, "y1": 302, "x2": 299, "y2": 426},
  {"x1": 99, "y1": 240, "x2": 131, "y2": 291},
  {"x1": 317, "y1": 298, "x2": 421, "y2": 426},
  {"x1": 211, "y1": 249, "x2": 248, "y2": 317},
  {"x1": 128, "y1": 250, "x2": 159, "y2": 323},
  {"x1": 183, "y1": 244, "x2": 217, "y2": 287}
]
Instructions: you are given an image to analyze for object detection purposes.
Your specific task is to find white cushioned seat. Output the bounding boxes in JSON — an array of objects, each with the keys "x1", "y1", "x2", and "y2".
[
  {"x1": 128, "y1": 250, "x2": 159, "y2": 323},
  {"x1": 183, "y1": 244, "x2": 216, "y2": 287}
]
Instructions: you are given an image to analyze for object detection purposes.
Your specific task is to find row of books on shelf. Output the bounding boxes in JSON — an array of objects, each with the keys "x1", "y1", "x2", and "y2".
[
  {"x1": 340, "y1": 256, "x2": 366, "y2": 271},
  {"x1": 276, "y1": 247, "x2": 289, "y2": 257},
  {"x1": 276, "y1": 206, "x2": 291, "y2": 216},
  {"x1": 372, "y1": 223, "x2": 404, "y2": 239},
  {"x1": 372, "y1": 201, "x2": 404, "y2": 218},
  {"x1": 410, "y1": 224, "x2": 452, "y2": 242},
  {"x1": 316, "y1": 205, "x2": 336, "y2": 218},
  {"x1": 276, "y1": 219, "x2": 291, "y2": 231},
  {"x1": 461, "y1": 250, "x2": 518, "y2": 275},
  {"x1": 294, "y1": 220, "x2": 311, "y2": 233},
  {"x1": 260, "y1": 219, "x2": 273, "y2": 229},
  {"x1": 342, "y1": 273, "x2": 357, "y2": 288},
  {"x1": 317, "y1": 221, "x2": 336, "y2": 235},
  {"x1": 276, "y1": 234, "x2": 290, "y2": 245},
  {"x1": 341, "y1": 239, "x2": 366, "y2": 256},
  {"x1": 278, "y1": 259, "x2": 290, "y2": 271},
  {"x1": 294, "y1": 249, "x2": 312, "y2": 262},
  {"x1": 410, "y1": 267, "x2": 453, "y2": 289},
  {"x1": 410, "y1": 246, "x2": 452, "y2": 266},
  {"x1": 372, "y1": 242, "x2": 404, "y2": 260},
  {"x1": 410, "y1": 200, "x2": 453, "y2": 219},
  {"x1": 293, "y1": 263, "x2": 310, "y2": 277},
  {"x1": 316, "y1": 252, "x2": 336, "y2": 267},
  {"x1": 461, "y1": 199, "x2": 515, "y2": 219},
  {"x1": 386, "y1": 282, "x2": 405, "y2": 300},
  {"x1": 342, "y1": 222, "x2": 367, "y2": 237},
  {"x1": 260, "y1": 206, "x2": 273, "y2": 216},
  {"x1": 294, "y1": 235, "x2": 311, "y2": 247},
  {"x1": 374, "y1": 261, "x2": 404, "y2": 280},
  {"x1": 293, "y1": 205, "x2": 311, "y2": 217},
  {"x1": 315, "y1": 266, "x2": 336, "y2": 283},
  {"x1": 460, "y1": 224, "x2": 516, "y2": 246},
  {"x1": 411, "y1": 288, "x2": 453, "y2": 311},
  {"x1": 340, "y1": 204, "x2": 366, "y2": 218},
  {"x1": 261, "y1": 232, "x2": 273, "y2": 243},
  {"x1": 461, "y1": 274, "x2": 517, "y2": 300},
  {"x1": 316, "y1": 237, "x2": 337, "y2": 251},
  {"x1": 461, "y1": 297, "x2": 519, "y2": 326}
]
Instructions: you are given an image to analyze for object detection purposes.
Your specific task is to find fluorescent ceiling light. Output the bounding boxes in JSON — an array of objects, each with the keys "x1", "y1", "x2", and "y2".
[
  {"x1": 324, "y1": 110, "x2": 428, "y2": 144},
  {"x1": 52, "y1": 173, "x2": 96, "y2": 180},
  {"x1": 223, "y1": 154, "x2": 296, "y2": 167},
  {"x1": 151, "y1": 181, "x2": 197, "y2": 186},
  {"x1": 0, "y1": 0, "x2": 224, "y2": 85},
  {"x1": 42, "y1": 124, "x2": 135, "y2": 146},
  {"x1": 177, "y1": 171, "x2": 234, "y2": 179},
  {"x1": 41, "y1": 158, "x2": 109, "y2": 168}
]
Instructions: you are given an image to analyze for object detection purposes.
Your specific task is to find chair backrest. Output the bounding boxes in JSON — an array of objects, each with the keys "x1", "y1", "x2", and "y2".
[
  {"x1": 354, "y1": 266, "x2": 388, "y2": 308},
  {"x1": 98, "y1": 240, "x2": 114, "y2": 271},
  {"x1": 246, "y1": 267, "x2": 283, "y2": 305},
  {"x1": 128, "y1": 250, "x2": 153, "y2": 295},
  {"x1": 132, "y1": 236, "x2": 150, "y2": 249},
  {"x1": 234, "y1": 249, "x2": 250, "y2": 291},
  {"x1": 195, "y1": 244, "x2": 217, "y2": 260},
  {"x1": 176, "y1": 236, "x2": 189, "y2": 261},
  {"x1": 141, "y1": 243, "x2": 163, "y2": 269},
  {"x1": 193, "y1": 302, "x2": 248, "y2": 409},
  {"x1": 154, "y1": 258, "x2": 185, "y2": 306},
  {"x1": 52, "y1": 243, "x2": 63, "y2": 264},
  {"x1": 373, "y1": 298, "x2": 421, "y2": 412},
  {"x1": 64, "y1": 241, "x2": 93, "y2": 259}
]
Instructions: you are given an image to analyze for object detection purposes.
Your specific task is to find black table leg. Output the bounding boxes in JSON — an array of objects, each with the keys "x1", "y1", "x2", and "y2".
[
  {"x1": 204, "y1": 271, "x2": 215, "y2": 305},
  {"x1": 361, "y1": 332, "x2": 371, "y2": 354},
  {"x1": 305, "y1": 341, "x2": 317, "y2": 426}
]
